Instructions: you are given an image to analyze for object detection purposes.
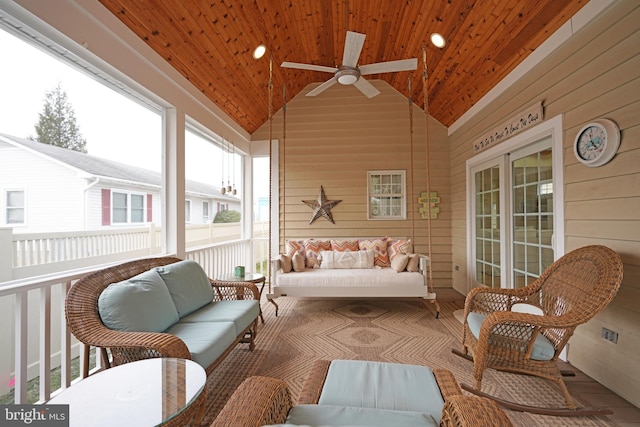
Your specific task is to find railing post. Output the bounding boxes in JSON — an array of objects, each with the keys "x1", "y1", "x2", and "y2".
[
  {"x1": 148, "y1": 223, "x2": 157, "y2": 254},
  {"x1": 0, "y1": 228, "x2": 13, "y2": 282}
]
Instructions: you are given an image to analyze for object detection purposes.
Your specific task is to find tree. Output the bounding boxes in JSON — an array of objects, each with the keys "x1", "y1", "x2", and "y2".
[
  {"x1": 32, "y1": 83, "x2": 87, "y2": 153},
  {"x1": 213, "y1": 210, "x2": 241, "y2": 223}
]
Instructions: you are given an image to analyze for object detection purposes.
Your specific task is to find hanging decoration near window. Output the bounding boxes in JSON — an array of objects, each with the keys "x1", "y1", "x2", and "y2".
[
  {"x1": 220, "y1": 137, "x2": 227, "y2": 195},
  {"x1": 418, "y1": 191, "x2": 440, "y2": 219},
  {"x1": 302, "y1": 186, "x2": 342, "y2": 224}
]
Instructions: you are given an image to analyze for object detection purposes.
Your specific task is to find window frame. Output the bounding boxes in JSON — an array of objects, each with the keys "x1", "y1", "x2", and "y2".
[
  {"x1": 367, "y1": 170, "x2": 407, "y2": 220},
  {"x1": 202, "y1": 201, "x2": 210, "y2": 222},
  {"x1": 5, "y1": 189, "x2": 26, "y2": 225},
  {"x1": 185, "y1": 199, "x2": 192, "y2": 224},
  {"x1": 111, "y1": 190, "x2": 147, "y2": 224}
]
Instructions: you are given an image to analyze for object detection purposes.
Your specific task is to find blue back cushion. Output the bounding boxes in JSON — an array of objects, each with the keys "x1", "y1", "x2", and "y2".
[
  {"x1": 155, "y1": 260, "x2": 214, "y2": 318},
  {"x1": 98, "y1": 269, "x2": 179, "y2": 332}
]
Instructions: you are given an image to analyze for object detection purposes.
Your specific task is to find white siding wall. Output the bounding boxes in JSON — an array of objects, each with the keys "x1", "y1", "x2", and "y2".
[{"x1": 0, "y1": 144, "x2": 86, "y2": 232}]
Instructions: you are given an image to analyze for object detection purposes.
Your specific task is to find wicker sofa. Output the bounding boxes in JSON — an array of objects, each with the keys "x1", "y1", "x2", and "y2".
[
  {"x1": 65, "y1": 257, "x2": 260, "y2": 377},
  {"x1": 212, "y1": 359, "x2": 513, "y2": 427}
]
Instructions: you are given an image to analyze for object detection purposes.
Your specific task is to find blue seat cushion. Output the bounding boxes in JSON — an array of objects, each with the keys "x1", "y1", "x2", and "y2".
[
  {"x1": 285, "y1": 404, "x2": 437, "y2": 427},
  {"x1": 98, "y1": 269, "x2": 179, "y2": 332},
  {"x1": 318, "y1": 360, "x2": 445, "y2": 423},
  {"x1": 155, "y1": 260, "x2": 214, "y2": 318},
  {"x1": 467, "y1": 311, "x2": 555, "y2": 361},
  {"x1": 178, "y1": 300, "x2": 259, "y2": 335},
  {"x1": 163, "y1": 321, "x2": 236, "y2": 369}
]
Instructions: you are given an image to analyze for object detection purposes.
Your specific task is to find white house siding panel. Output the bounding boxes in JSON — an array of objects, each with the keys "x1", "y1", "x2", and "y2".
[{"x1": 0, "y1": 144, "x2": 86, "y2": 232}]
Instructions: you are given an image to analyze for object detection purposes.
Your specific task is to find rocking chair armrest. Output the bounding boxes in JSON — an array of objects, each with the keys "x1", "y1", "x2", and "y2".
[
  {"x1": 82, "y1": 330, "x2": 192, "y2": 360},
  {"x1": 211, "y1": 376, "x2": 292, "y2": 427},
  {"x1": 209, "y1": 280, "x2": 260, "y2": 301},
  {"x1": 482, "y1": 310, "x2": 577, "y2": 331},
  {"x1": 464, "y1": 286, "x2": 537, "y2": 316}
]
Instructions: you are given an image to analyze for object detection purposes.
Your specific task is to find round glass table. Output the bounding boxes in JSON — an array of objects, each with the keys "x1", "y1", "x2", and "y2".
[{"x1": 48, "y1": 358, "x2": 206, "y2": 427}]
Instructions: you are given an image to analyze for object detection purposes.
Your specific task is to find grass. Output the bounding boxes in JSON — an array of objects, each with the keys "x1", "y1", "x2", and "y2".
[{"x1": 0, "y1": 351, "x2": 96, "y2": 404}]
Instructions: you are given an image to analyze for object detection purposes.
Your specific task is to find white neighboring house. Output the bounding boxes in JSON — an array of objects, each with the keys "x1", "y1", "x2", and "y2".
[{"x1": 0, "y1": 133, "x2": 240, "y2": 233}]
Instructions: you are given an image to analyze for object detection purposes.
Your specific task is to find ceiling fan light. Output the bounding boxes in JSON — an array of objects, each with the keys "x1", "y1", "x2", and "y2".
[
  {"x1": 335, "y1": 68, "x2": 359, "y2": 85},
  {"x1": 253, "y1": 44, "x2": 266, "y2": 59},
  {"x1": 430, "y1": 33, "x2": 446, "y2": 48}
]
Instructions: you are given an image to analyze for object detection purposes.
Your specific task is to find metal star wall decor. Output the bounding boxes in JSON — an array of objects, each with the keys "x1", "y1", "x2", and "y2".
[{"x1": 302, "y1": 186, "x2": 342, "y2": 224}]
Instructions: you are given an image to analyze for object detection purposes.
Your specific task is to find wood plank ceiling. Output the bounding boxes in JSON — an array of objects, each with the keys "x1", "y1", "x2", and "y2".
[{"x1": 98, "y1": 0, "x2": 588, "y2": 134}]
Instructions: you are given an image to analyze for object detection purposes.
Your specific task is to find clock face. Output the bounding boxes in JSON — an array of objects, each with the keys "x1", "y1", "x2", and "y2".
[
  {"x1": 573, "y1": 119, "x2": 620, "y2": 167},
  {"x1": 576, "y1": 125, "x2": 607, "y2": 161}
]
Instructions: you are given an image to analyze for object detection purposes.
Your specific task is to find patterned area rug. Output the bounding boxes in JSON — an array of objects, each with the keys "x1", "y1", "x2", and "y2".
[{"x1": 198, "y1": 297, "x2": 616, "y2": 426}]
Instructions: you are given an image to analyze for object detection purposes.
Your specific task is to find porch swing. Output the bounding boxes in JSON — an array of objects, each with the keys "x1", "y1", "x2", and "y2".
[{"x1": 265, "y1": 49, "x2": 440, "y2": 317}]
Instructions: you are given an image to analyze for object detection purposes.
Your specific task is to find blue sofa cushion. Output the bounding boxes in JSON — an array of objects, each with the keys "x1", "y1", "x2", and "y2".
[
  {"x1": 318, "y1": 360, "x2": 445, "y2": 423},
  {"x1": 467, "y1": 311, "x2": 555, "y2": 361},
  {"x1": 178, "y1": 300, "x2": 259, "y2": 335},
  {"x1": 98, "y1": 269, "x2": 179, "y2": 332},
  {"x1": 164, "y1": 321, "x2": 236, "y2": 369},
  {"x1": 284, "y1": 404, "x2": 437, "y2": 427},
  {"x1": 155, "y1": 260, "x2": 214, "y2": 317}
]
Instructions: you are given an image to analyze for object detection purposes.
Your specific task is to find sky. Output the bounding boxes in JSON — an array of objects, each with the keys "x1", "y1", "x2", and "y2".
[{"x1": 0, "y1": 28, "x2": 252, "y2": 191}]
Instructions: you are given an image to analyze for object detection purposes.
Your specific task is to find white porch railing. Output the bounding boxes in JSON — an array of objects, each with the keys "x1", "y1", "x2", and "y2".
[
  {"x1": 0, "y1": 237, "x2": 269, "y2": 404},
  {"x1": 1, "y1": 223, "x2": 250, "y2": 282}
]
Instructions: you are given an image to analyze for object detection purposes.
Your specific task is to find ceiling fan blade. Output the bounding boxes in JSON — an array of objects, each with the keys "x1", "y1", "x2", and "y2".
[
  {"x1": 281, "y1": 62, "x2": 338, "y2": 74},
  {"x1": 342, "y1": 31, "x2": 366, "y2": 67},
  {"x1": 306, "y1": 77, "x2": 338, "y2": 97},
  {"x1": 353, "y1": 77, "x2": 380, "y2": 98},
  {"x1": 359, "y1": 58, "x2": 418, "y2": 75}
]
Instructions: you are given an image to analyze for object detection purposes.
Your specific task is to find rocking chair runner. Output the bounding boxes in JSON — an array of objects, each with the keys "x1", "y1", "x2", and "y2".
[{"x1": 453, "y1": 245, "x2": 623, "y2": 416}]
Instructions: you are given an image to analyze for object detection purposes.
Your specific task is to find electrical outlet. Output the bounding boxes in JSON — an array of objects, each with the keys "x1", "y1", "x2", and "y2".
[
  {"x1": 601, "y1": 327, "x2": 618, "y2": 344},
  {"x1": 455, "y1": 265, "x2": 460, "y2": 272}
]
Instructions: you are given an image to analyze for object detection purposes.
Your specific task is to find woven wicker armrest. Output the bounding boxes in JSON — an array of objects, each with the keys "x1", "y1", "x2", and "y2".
[
  {"x1": 432, "y1": 368, "x2": 463, "y2": 400},
  {"x1": 211, "y1": 376, "x2": 292, "y2": 427},
  {"x1": 210, "y1": 280, "x2": 260, "y2": 301},
  {"x1": 298, "y1": 359, "x2": 331, "y2": 404},
  {"x1": 441, "y1": 395, "x2": 512, "y2": 427},
  {"x1": 94, "y1": 330, "x2": 191, "y2": 366},
  {"x1": 464, "y1": 285, "x2": 537, "y2": 316}
]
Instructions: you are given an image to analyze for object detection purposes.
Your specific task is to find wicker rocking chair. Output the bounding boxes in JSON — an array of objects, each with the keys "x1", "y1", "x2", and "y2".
[{"x1": 453, "y1": 245, "x2": 623, "y2": 416}]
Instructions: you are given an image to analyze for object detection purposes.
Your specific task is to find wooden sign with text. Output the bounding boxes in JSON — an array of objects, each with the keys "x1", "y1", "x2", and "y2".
[{"x1": 473, "y1": 102, "x2": 544, "y2": 153}]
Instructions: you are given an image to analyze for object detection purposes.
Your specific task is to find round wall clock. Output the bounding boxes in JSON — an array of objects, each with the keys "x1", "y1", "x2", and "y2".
[{"x1": 573, "y1": 119, "x2": 620, "y2": 167}]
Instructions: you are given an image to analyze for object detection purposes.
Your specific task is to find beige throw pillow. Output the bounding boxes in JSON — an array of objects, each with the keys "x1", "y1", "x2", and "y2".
[
  {"x1": 319, "y1": 250, "x2": 375, "y2": 269},
  {"x1": 292, "y1": 252, "x2": 305, "y2": 272},
  {"x1": 391, "y1": 253, "x2": 410, "y2": 272},
  {"x1": 406, "y1": 253, "x2": 420, "y2": 272},
  {"x1": 280, "y1": 253, "x2": 292, "y2": 273}
]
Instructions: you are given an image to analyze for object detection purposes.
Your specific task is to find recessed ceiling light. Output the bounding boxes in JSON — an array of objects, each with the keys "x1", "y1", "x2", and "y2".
[
  {"x1": 253, "y1": 44, "x2": 266, "y2": 59},
  {"x1": 430, "y1": 33, "x2": 446, "y2": 48}
]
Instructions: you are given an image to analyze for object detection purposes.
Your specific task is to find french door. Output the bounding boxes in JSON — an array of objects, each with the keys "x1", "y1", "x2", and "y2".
[{"x1": 468, "y1": 116, "x2": 564, "y2": 290}]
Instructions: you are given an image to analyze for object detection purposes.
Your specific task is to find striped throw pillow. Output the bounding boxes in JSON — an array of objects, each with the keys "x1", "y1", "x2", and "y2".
[
  {"x1": 286, "y1": 240, "x2": 306, "y2": 260},
  {"x1": 358, "y1": 238, "x2": 390, "y2": 267},
  {"x1": 331, "y1": 239, "x2": 359, "y2": 252},
  {"x1": 388, "y1": 239, "x2": 412, "y2": 261},
  {"x1": 304, "y1": 239, "x2": 332, "y2": 268}
]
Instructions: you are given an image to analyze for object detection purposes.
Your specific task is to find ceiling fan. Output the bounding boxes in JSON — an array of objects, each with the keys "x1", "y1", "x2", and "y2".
[{"x1": 281, "y1": 31, "x2": 417, "y2": 98}]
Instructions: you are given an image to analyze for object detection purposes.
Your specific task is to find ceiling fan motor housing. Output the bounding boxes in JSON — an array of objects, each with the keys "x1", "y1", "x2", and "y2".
[{"x1": 335, "y1": 66, "x2": 360, "y2": 85}]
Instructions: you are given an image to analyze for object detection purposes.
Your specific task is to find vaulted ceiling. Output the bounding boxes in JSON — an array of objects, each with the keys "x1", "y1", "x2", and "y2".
[{"x1": 98, "y1": 0, "x2": 587, "y2": 134}]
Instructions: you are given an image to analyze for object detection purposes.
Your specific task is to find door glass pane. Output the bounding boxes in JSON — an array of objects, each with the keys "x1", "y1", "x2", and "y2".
[
  {"x1": 512, "y1": 148, "x2": 553, "y2": 288},
  {"x1": 475, "y1": 166, "x2": 500, "y2": 288}
]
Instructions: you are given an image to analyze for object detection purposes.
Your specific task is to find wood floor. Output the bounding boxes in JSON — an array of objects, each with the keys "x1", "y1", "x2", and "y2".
[{"x1": 438, "y1": 288, "x2": 640, "y2": 426}]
